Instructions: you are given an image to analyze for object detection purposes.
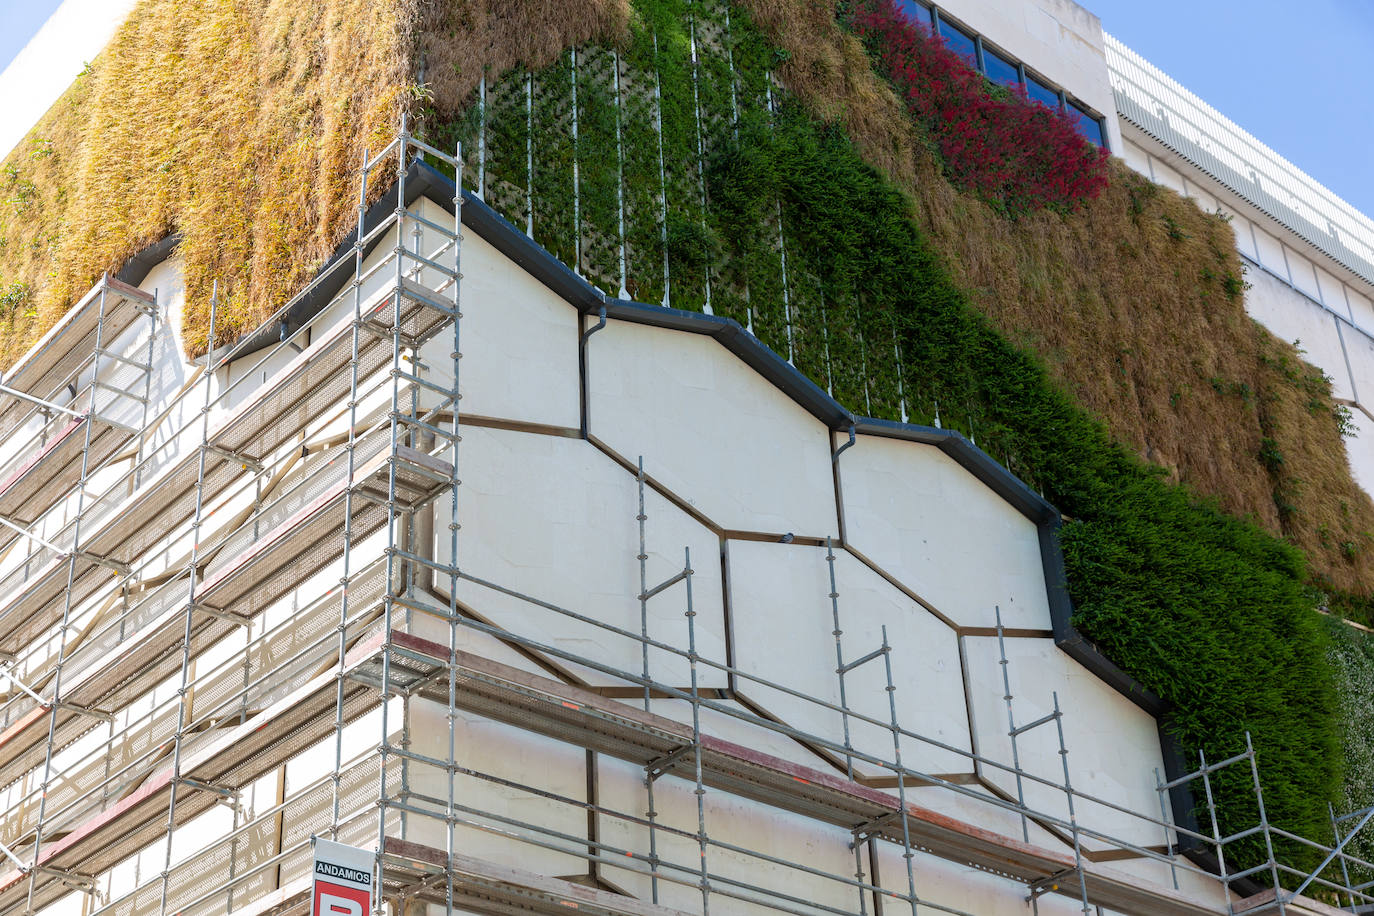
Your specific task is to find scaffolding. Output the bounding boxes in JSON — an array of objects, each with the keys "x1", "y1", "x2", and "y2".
[{"x1": 0, "y1": 125, "x2": 1368, "y2": 916}]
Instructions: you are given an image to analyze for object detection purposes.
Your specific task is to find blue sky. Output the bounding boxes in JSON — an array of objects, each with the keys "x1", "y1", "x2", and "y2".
[
  {"x1": 1085, "y1": 0, "x2": 1373, "y2": 218},
  {"x1": 0, "y1": 0, "x2": 62, "y2": 76},
  {"x1": 1, "y1": 0, "x2": 1371, "y2": 217}
]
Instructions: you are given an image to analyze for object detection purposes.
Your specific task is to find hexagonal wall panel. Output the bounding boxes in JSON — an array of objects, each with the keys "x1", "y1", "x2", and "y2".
[
  {"x1": 727, "y1": 539, "x2": 972, "y2": 779},
  {"x1": 839, "y1": 433, "x2": 1052, "y2": 631},
  {"x1": 435, "y1": 424, "x2": 727, "y2": 688},
  {"x1": 587, "y1": 320, "x2": 839, "y2": 539}
]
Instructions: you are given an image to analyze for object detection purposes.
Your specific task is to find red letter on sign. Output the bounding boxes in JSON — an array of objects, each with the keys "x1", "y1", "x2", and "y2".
[{"x1": 313, "y1": 882, "x2": 370, "y2": 916}]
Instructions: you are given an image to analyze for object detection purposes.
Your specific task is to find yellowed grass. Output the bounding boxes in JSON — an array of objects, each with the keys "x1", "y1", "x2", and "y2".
[
  {"x1": 0, "y1": 0, "x2": 411, "y2": 361},
  {"x1": 418, "y1": 0, "x2": 630, "y2": 115}
]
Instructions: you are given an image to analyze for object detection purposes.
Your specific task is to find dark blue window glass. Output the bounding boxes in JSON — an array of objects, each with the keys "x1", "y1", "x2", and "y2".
[
  {"x1": 1068, "y1": 102, "x2": 1105, "y2": 146},
  {"x1": 895, "y1": 0, "x2": 933, "y2": 31},
  {"x1": 983, "y1": 48, "x2": 1020, "y2": 88},
  {"x1": 937, "y1": 19, "x2": 978, "y2": 68},
  {"x1": 1025, "y1": 74, "x2": 1061, "y2": 110}
]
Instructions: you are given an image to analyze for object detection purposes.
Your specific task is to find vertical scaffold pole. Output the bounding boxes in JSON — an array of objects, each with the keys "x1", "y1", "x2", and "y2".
[
  {"x1": 332, "y1": 136, "x2": 374, "y2": 843},
  {"x1": 26, "y1": 281, "x2": 115, "y2": 913},
  {"x1": 881, "y1": 626, "x2": 921, "y2": 916},
  {"x1": 1329, "y1": 803, "x2": 1356, "y2": 912},
  {"x1": 134, "y1": 295, "x2": 160, "y2": 482},
  {"x1": 684, "y1": 546, "x2": 710, "y2": 915},
  {"x1": 1155, "y1": 768, "x2": 1180, "y2": 890},
  {"x1": 827, "y1": 537, "x2": 871, "y2": 916},
  {"x1": 375, "y1": 113, "x2": 413, "y2": 916},
  {"x1": 157, "y1": 279, "x2": 220, "y2": 916},
  {"x1": 636, "y1": 456, "x2": 662, "y2": 902},
  {"x1": 443, "y1": 134, "x2": 465, "y2": 916},
  {"x1": 826, "y1": 536, "x2": 856, "y2": 782},
  {"x1": 1198, "y1": 750, "x2": 1234, "y2": 916},
  {"x1": 995, "y1": 606, "x2": 1029, "y2": 843},
  {"x1": 1050, "y1": 692, "x2": 1091, "y2": 915},
  {"x1": 1247, "y1": 733, "x2": 1286, "y2": 915}
]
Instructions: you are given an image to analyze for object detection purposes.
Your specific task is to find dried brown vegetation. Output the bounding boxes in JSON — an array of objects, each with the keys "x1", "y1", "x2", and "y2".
[
  {"x1": 417, "y1": 0, "x2": 630, "y2": 115},
  {"x1": 0, "y1": 0, "x2": 412, "y2": 360}
]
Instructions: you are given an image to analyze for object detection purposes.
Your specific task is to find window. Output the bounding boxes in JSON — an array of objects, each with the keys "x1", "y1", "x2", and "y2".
[
  {"x1": 895, "y1": 0, "x2": 933, "y2": 31},
  {"x1": 1067, "y1": 101, "x2": 1105, "y2": 146},
  {"x1": 982, "y1": 47, "x2": 1020, "y2": 89},
  {"x1": 937, "y1": 18, "x2": 978, "y2": 68},
  {"x1": 1025, "y1": 74, "x2": 1061, "y2": 110},
  {"x1": 891, "y1": 2, "x2": 1109, "y2": 149}
]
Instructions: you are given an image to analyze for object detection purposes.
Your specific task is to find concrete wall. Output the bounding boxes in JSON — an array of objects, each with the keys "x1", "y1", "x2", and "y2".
[{"x1": 838, "y1": 433, "x2": 1051, "y2": 631}]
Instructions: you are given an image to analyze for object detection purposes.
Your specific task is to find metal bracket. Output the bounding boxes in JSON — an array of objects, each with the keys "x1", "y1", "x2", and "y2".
[
  {"x1": 639, "y1": 568, "x2": 691, "y2": 603},
  {"x1": 178, "y1": 776, "x2": 239, "y2": 800},
  {"x1": 204, "y1": 444, "x2": 265, "y2": 473},
  {"x1": 1026, "y1": 868, "x2": 1079, "y2": 903},
  {"x1": 77, "y1": 553, "x2": 131, "y2": 576},
  {"x1": 55, "y1": 702, "x2": 114, "y2": 723},
  {"x1": 191, "y1": 604, "x2": 253, "y2": 627},
  {"x1": 33, "y1": 865, "x2": 95, "y2": 891},
  {"x1": 838, "y1": 645, "x2": 888, "y2": 675},
  {"x1": 645, "y1": 744, "x2": 695, "y2": 783},
  {"x1": 850, "y1": 812, "x2": 900, "y2": 848}
]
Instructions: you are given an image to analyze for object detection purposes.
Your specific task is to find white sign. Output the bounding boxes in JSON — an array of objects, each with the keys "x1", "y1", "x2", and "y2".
[{"x1": 311, "y1": 838, "x2": 374, "y2": 916}]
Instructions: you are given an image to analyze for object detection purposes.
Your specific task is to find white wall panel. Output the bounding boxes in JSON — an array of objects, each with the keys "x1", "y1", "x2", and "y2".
[
  {"x1": 1244, "y1": 268, "x2": 1354, "y2": 401},
  {"x1": 873, "y1": 844, "x2": 1100, "y2": 915},
  {"x1": 1344, "y1": 326, "x2": 1374, "y2": 413},
  {"x1": 1106, "y1": 854, "x2": 1233, "y2": 911},
  {"x1": 1121, "y1": 140, "x2": 1151, "y2": 178},
  {"x1": 1285, "y1": 247, "x2": 1322, "y2": 300},
  {"x1": 1187, "y1": 184, "x2": 1219, "y2": 216},
  {"x1": 1149, "y1": 157, "x2": 1185, "y2": 195},
  {"x1": 1253, "y1": 226, "x2": 1290, "y2": 280},
  {"x1": 587, "y1": 320, "x2": 838, "y2": 537},
  {"x1": 418, "y1": 209, "x2": 580, "y2": 429},
  {"x1": 963, "y1": 636, "x2": 1166, "y2": 851},
  {"x1": 1233, "y1": 218, "x2": 1259, "y2": 262},
  {"x1": 647, "y1": 698, "x2": 839, "y2": 775},
  {"x1": 441, "y1": 425, "x2": 728, "y2": 688},
  {"x1": 408, "y1": 698, "x2": 589, "y2": 878},
  {"x1": 1349, "y1": 288, "x2": 1374, "y2": 336},
  {"x1": 727, "y1": 539, "x2": 971, "y2": 777},
  {"x1": 597, "y1": 756, "x2": 861, "y2": 916},
  {"x1": 1315, "y1": 266, "x2": 1350, "y2": 316},
  {"x1": 839, "y1": 434, "x2": 1051, "y2": 630},
  {"x1": 1342, "y1": 410, "x2": 1374, "y2": 497}
]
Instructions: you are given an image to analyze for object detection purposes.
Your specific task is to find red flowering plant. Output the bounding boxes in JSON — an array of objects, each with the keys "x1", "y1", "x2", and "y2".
[{"x1": 843, "y1": 0, "x2": 1109, "y2": 217}]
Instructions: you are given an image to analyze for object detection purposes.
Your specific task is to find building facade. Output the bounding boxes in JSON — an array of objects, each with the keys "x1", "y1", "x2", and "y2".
[{"x1": 0, "y1": 2, "x2": 1370, "y2": 916}]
